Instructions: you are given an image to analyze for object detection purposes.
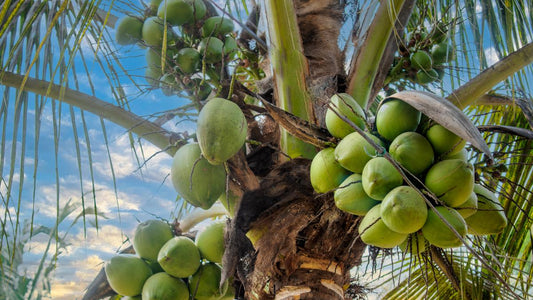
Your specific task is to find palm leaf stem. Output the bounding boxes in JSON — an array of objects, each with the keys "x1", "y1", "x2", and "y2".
[
  {"x1": 448, "y1": 42, "x2": 533, "y2": 109},
  {"x1": 0, "y1": 71, "x2": 182, "y2": 156},
  {"x1": 264, "y1": 0, "x2": 317, "y2": 159}
]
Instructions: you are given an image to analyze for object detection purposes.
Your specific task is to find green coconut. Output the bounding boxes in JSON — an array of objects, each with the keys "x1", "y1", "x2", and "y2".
[
  {"x1": 334, "y1": 131, "x2": 384, "y2": 173},
  {"x1": 115, "y1": 16, "x2": 143, "y2": 45},
  {"x1": 424, "y1": 159, "x2": 474, "y2": 207},
  {"x1": 358, "y1": 204, "x2": 408, "y2": 248},
  {"x1": 158, "y1": 236, "x2": 201, "y2": 278},
  {"x1": 454, "y1": 192, "x2": 478, "y2": 219},
  {"x1": 380, "y1": 186, "x2": 428, "y2": 234},
  {"x1": 142, "y1": 17, "x2": 165, "y2": 46},
  {"x1": 198, "y1": 37, "x2": 224, "y2": 64},
  {"x1": 142, "y1": 272, "x2": 189, "y2": 300},
  {"x1": 176, "y1": 47, "x2": 200, "y2": 74},
  {"x1": 185, "y1": 0, "x2": 207, "y2": 20},
  {"x1": 146, "y1": 48, "x2": 162, "y2": 69},
  {"x1": 410, "y1": 50, "x2": 433, "y2": 70},
  {"x1": 416, "y1": 69, "x2": 439, "y2": 84},
  {"x1": 189, "y1": 263, "x2": 228, "y2": 300},
  {"x1": 157, "y1": 0, "x2": 193, "y2": 26},
  {"x1": 431, "y1": 42, "x2": 455, "y2": 64},
  {"x1": 362, "y1": 157, "x2": 403, "y2": 200},
  {"x1": 465, "y1": 184, "x2": 507, "y2": 235},
  {"x1": 442, "y1": 147, "x2": 468, "y2": 161},
  {"x1": 223, "y1": 35, "x2": 238, "y2": 58},
  {"x1": 334, "y1": 173, "x2": 380, "y2": 216},
  {"x1": 399, "y1": 232, "x2": 428, "y2": 255},
  {"x1": 196, "y1": 220, "x2": 226, "y2": 264},
  {"x1": 217, "y1": 189, "x2": 238, "y2": 216},
  {"x1": 186, "y1": 78, "x2": 212, "y2": 101},
  {"x1": 145, "y1": 67, "x2": 162, "y2": 88},
  {"x1": 201, "y1": 16, "x2": 235, "y2": 37},
  {"x1": 133, "y1": 219, "x2": 174, "y2": 262},
  {"x1": 426, "y1": 124, "x2": 466, "y2": 156},
  {"x1": 105, "y1": 254, "x2": 152, "y2": 296},
  {"x1": 376, "y1": 99, "x2": 421, "y2": 141},
  {"x1": 170, "y1": 143, "x2": 226, "y2": 209},
  {"x1": 122, "y1": 296, "x2": 142, "y2": 300},
  {"x1": 146, "y1": 260, "x2": 165, "y2": 274},
  {"x1": 197, "y1": 98, "x2": 248, "y2": 165},
  {"x1": 421, "y1": 206, "x2": 467, "y2": 248},
  {"x1": 325, "y1": 93, "x2": 366, "y2": 139},
  {"x1": 389, "y1": 132, "x2": 434, "y2": 175},
  {"x1": 310, "y1": 148, "x2": 350, "y2": 193},
  {"x1": 160, "y1": 73, "x2": 178, "y2": 96}
]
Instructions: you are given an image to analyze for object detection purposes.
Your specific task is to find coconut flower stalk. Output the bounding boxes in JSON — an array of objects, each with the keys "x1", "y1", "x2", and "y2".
[
  {"x1": 264, "y1": 0, "x2": 317, "y2": 159},
  {"x1": 347, "y1": 0, "x2": 406, "y2": 109}
]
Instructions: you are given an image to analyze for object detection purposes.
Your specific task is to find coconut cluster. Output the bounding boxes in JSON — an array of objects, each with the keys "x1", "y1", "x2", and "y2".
[
  {"x1": 114, "y1": 0, "x2": 237, "y2": 99},
  {"x1": 387, "y1": 22, "x2": 455, "y2": 85},
  {"x1": 104, "y1": 219, "x2": 233, "y2": 300},
  {"x1": 310, "y1": 94, "x2": 508, "y2": 253}
]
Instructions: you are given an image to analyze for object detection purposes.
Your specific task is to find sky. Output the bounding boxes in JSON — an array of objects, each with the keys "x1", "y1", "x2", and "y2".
[{"x1": 0, "y1": 1, "x2": 510, "y2": 299}]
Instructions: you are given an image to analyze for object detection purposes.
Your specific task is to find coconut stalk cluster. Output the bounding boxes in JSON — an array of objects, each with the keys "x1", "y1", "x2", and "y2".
[
  {"x1": 104, "y1": 219, "x2": 232, "y2": 300},
  {"x1": 114, "y1": 0, "x2": 237, "y2": 99},
  {"x1": 387, "y1": 22, "x2": 455, "y2": 85},
  {"x1": 310, "y1": 93, "x2": 508, "y2": 254}
]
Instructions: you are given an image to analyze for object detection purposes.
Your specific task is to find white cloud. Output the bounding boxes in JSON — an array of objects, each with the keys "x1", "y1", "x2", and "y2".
[
  {"x1": 485, "y1": 46, "x2": 500, "y2": 66},
  {"x1": 34, "y1": 177, "x2": 142, "y2": 219},
  {"x1": 89, "y1": 133, "x2": 173, "y2": 185}
]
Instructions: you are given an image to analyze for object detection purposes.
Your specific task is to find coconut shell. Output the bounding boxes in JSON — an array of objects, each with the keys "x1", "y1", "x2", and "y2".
[
  {"x1": 389, "y1": 132, "x2": 434, "y2": 175},
  {"x1": 362, "y1": 157, "x2": 403, "y2": 200},
  {"x1": 142, "y1": 272, "x2": 189, "y2": 300},
  {"x1": 422, "y1": 206, "x2": 466, "y2": 248},
  {"x1": 133, "y1": 220, "x2": 174, "y2": 262},
  {"x1": 424, "y1": 159, "x2": 474, "y2": 207},
  {"x1": 358, "y1": 204, "x2": 407, "y2": 248},
  {"x1": 334, "y1": 131, "x2": 384, "y2": 173},
  {"x1": 380, "y1": 186, "x2": 428, "y2": 234},
  {"x1": 376, "y1": 99, "x2": 421, "y2": 141},
  {"x1": 325, "y1": 93, "x2": 366, "y2": 139},
  {"x1": 105, "y1": 254, "x2": 152, "y2": 296},
  {"x1": 170, "y1": 143, "x2": 226, "y2": 209},
  {"x1": 465, "y1": 184, "x2": 507, "y2": 235},
  {"x1": 189, "y1": 263, "x2": 228, "y2": 300},
  {"x1": 310, "y1": 147, "x2": 350, "y2": 193},
  {"x1": 197, "y1": 98, "x2": 247, "y2": 164},
  {"x1": 334, "y1": 173, "x2": 379, "y2": 215},
  {"x1": 158, "y1": 236, "x2": 201, "y2": 278}
]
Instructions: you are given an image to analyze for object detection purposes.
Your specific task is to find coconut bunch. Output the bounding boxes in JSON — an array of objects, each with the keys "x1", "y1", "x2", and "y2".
[
  {"x1": 104, "y1": 219, "x2": 233, "y2": 300},
  {"x1": 310, "y1": 93, "x2": 507, "y2": 253},
  {"x1": 114, "y1": 0, "x2": 237, "y2": 99},
  {"x1": 387, "y1": 22, "x2": 455, "y2": 85}
]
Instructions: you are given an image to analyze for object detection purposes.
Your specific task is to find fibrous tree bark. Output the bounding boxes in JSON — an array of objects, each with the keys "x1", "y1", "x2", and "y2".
[{"x1": 221, "y1": 1, "x2": 370, "y2": 299}]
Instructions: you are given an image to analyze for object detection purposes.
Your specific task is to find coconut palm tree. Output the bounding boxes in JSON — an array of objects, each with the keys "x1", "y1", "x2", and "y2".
[{"x1": 1, "y1": 0, "x2": 533, "y2": 299}]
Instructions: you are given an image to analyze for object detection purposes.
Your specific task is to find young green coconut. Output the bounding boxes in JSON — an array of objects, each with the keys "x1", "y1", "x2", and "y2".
[
  {"x1": 158, "y1": 236, "x2": 201, "y2": 278},
  {"x1": 170, "y1": 143, "x2": 226, "y2": 209},
  {"x1": 358, "y1": 204, "x2": 408, "y2": 248},
  {"x1": 142, "y1": 272, "x2": 189, "y2": 300},
  {"x1": 105, "y1": 254, "x2": 152, "y2": 296},
  {"x1": 310, "y1": 147, "x2": 351, "y2": 193},
  {"x1": 133, "y1": 219, "x2": 174, "y2": 262},
  {"x1": 196, "y1": 98, "x2": 248, "y2": 165}
]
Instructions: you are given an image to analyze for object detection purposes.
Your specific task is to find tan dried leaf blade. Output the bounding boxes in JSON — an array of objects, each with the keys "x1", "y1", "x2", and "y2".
[{"x1": 386, "y1": 90, "x2": 493, "y2": 160}]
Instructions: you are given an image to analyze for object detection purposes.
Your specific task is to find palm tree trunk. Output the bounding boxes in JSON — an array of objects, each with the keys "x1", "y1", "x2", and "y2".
[{"x1": 223, "y1": 1, "x2": 367, "y2": 298}]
